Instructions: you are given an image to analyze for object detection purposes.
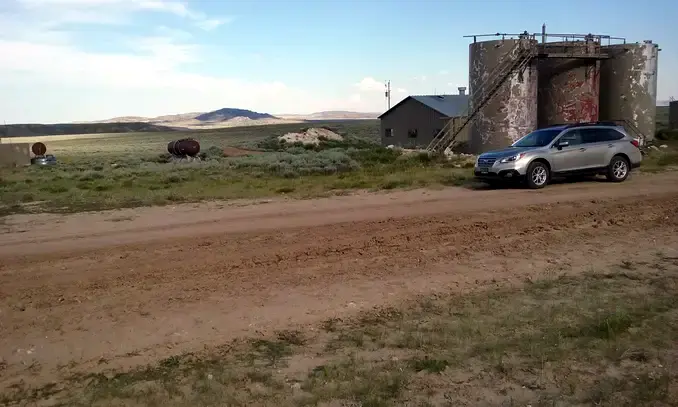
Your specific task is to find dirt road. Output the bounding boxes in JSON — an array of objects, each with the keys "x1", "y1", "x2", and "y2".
[{"x1": 1, "y1": 172, "x2": 678, "y2": 390}]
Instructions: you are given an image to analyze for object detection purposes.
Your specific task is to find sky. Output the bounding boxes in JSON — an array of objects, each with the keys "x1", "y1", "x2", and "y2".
[{"x1": 0, "y1": 0, "x2": 676, "y2": 124}]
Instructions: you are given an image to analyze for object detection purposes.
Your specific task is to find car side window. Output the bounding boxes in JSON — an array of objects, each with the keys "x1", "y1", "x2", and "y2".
[
  {"x1": 580, "y1": 128, "x2": 609, "y2": 144},
  {"x1": 600, "y1": 128, "x2": 625, "y2": 141},
  {"x1": 558, "y1": 130, "x2": 582, "y2": 146}
]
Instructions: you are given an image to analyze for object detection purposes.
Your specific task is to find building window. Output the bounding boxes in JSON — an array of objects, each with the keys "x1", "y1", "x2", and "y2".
[
  {"x1": 408, "y1": 129, "x2": 418, "y2": 138},
  {"x1": 384, "y1": 128, "x2": 393, "y2": 138}
]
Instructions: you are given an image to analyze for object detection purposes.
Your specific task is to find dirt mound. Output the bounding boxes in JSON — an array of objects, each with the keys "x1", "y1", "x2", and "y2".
[{"x1": 279, "y1": 127, "x2": 343, "y2": 145}]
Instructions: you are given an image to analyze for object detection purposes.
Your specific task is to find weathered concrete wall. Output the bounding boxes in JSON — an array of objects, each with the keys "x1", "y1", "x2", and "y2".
[
  {"x1": 0, "y1": 143, "x2": 31, "y2": 168},
  {"x1": 380, "y1": 98, "x2": 449, "y2": 149},
  {"x1": 469, "y1": 39, "x2": 538, "y2": 154},
  {"x1": 538, "y1": 42, "x2": 601, "y2": 128},
  {"x1": 670, "y1": 101, "x2": 678, "y2": 130},
  {"x1": 599, "y1": 41, "x2": 659, "y2": 140}
]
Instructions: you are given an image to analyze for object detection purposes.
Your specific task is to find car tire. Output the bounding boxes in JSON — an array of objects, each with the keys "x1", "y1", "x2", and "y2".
[
  {"x1": 606, "y1": 155, "x2": 630, "y2": 183},
  {"x1": 525, "y1": 161, "x2": 550, "y2": 189}
]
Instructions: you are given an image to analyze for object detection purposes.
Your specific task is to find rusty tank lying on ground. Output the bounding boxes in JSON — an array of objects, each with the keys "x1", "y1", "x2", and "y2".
[{"x1": 167, "y1": 139, "x2": 200, "y2": 157}]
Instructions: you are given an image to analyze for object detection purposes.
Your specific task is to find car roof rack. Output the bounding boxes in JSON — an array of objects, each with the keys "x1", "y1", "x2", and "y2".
[{"x1": 543, "y1": 121, "x2": 623, "y2": 130}]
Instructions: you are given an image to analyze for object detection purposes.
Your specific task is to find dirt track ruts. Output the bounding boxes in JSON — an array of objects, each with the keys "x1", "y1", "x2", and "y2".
[{"x1": 1, "y1": 172, "x2": 678, "y2": 389}]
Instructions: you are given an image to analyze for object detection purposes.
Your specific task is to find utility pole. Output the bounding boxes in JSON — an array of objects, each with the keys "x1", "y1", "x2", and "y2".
[{"x1": 384, "y1": 80, "x2": 391, "y2": 110}]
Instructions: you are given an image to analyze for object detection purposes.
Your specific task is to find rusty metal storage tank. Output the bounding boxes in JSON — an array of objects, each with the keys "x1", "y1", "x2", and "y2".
[
  {"x1": 468, "y1": 38, "x2": 538, "y2": 154},
  {"x1": 537, "y1": 41, "x2": 601, "y2": 128},
  {"x1": 167, "y1": 138, "x2": 200, "y2": 157},
  {"x1": 599, "y1": 41, "x2": 659, "y2": 141},
  {"x1": 670, "y1": 100, "x2": 678, "y2": 130}
]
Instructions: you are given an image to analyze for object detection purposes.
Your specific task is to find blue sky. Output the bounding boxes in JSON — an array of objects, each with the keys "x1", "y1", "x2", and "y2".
[{"x1": 0, "y1": 0, "x2": 676, "y2": 123}]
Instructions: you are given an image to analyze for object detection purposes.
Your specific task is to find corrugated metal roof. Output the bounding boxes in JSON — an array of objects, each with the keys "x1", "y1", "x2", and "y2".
[
  {"x1": 411, "y1": 94, "x2": 469, "y2": 117},
  {"x1": 378, "y1": 94, "x2": 469, "y2": 119}
]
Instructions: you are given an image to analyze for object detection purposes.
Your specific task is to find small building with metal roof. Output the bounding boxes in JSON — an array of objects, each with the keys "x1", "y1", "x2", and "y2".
[{"x1": 378, "y1": 88, "x2": 469, "y2": 148}]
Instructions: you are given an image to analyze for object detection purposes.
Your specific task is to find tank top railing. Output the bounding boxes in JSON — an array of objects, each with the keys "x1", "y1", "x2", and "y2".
[{"x1": 426, "y1": 37, "x2": 537, "y2": 154}]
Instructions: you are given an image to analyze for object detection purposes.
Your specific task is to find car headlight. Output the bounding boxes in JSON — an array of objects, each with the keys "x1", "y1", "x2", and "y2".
[{"x1": 499, "y1": 153, "x2": 525, "y2": 164}]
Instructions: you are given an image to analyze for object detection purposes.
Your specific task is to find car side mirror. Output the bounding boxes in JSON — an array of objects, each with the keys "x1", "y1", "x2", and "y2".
[{"x1": 556, "y1": 140, "x2": 569, "y2": 150}]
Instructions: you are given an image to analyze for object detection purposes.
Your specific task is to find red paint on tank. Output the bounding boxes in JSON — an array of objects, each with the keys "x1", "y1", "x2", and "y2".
[{"x1": 537, "y1": 42, "x2": 602, "y2": 127}]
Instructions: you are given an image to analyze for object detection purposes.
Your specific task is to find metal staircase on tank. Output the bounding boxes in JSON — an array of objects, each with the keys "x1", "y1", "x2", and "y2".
[
  {"x1": 426, "y1": 37, "x2": 538, "y2": 154},
  {"x1": 610, "y1": 118, "x2": 651, "y2": 154}
]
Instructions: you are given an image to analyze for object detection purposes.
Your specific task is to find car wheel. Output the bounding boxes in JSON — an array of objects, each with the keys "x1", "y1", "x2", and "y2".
[
  {"x1": 606, "y1": 155, "x2": 630, "y2": 183},
  {"x1": 526, "y1": 161, "x2": 549, "y2": 189}
]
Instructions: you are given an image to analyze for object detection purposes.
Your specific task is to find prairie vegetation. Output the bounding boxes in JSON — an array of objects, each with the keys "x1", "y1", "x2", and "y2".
[
  {"x1": 0, "y1": 121, "x2": 473, "y2": 215},
  {"x1": 1, "y1": 118, "x2": 677, "y2": 216}
]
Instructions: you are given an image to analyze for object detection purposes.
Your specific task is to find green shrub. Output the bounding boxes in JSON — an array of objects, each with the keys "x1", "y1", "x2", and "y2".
[
  {"x1": 222, "y1": 150, "x2": 361, "y2": 178},
  {"x1": 199, "y1": 146, "x2": 225, "y2": 161},
  {"x1": 655, "y1": 129, "x2": 678, "y2": 141},
  {"x1": 656, "y1": 152, "x2": 678, "y2": 166}
]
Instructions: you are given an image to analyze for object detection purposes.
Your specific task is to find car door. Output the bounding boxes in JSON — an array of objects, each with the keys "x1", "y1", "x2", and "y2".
[
  {"x1": 577, "y1": 128, "x2": 612, "y2": 169},
  {"x1": 550, "y1": 130, "x2": 584, "y2": 172}
]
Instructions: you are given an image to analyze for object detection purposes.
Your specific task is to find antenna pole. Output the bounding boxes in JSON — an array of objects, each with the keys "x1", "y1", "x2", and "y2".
[{"x1": 385, "y1": 80, "x2": 391, "y2": 110}]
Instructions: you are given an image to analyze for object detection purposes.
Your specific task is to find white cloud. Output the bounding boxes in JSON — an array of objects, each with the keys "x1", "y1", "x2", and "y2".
[
  {"x1": 137, "y1": 0, "x2": 230, "y2": 30},
  {"x1": 0, "y1": 33, "x2": 384, "y2": 121},
  {"x1": 354, "y1": 77, "x2": 385, "y2": 92},
  {"x1": 438, "y1": 70, "x2": 449, "y2": 75},
  {"x1": 15, "y1": 0, "x2": 231, "y2": 31},
  {"x1": 396, "y1": 88, "x2": 407, "y2": 94},
  {"x1": 413, "y1": 75, "x2": 427, "y2": 82},
  {"x1": 0, "y1": 1, "x2": 389, "y2": 122}
]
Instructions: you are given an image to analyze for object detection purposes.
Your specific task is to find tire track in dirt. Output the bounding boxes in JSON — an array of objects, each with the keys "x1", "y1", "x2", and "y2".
[
  {"x1": 2, "y1": 193, "x2": 677, "y2": 316},
  {"x1": 2, "y1": 171, "x2": 678, "y2": 258}
]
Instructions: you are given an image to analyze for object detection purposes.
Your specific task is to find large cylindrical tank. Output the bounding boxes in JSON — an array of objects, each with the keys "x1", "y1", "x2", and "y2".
[
  {"x1": 468, "y1": 39, "x2": 538, "y2": 154},
  {"x1": 167, "y1": 139, "x2": 200, "y2": 157},
  {"x1": 670, "y1": 100, "x2": 678, "y2": 130},
  {"x1": 599, "y1": 41, "x2": 659, "y2": 141},
  {"x1": 537, "y1": 41, "x2": 601, "y2": 128}
]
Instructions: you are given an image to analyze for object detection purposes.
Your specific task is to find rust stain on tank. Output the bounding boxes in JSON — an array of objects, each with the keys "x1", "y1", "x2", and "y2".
[{"x1": 538, "y1": 41, "x2": 601, "y2": 127}]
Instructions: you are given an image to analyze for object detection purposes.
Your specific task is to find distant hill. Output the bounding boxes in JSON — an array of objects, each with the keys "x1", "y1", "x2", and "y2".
[
  {"x1": 1, "y1": 109, "x2": 379, "y2": 138},
  {"x1": 93, "y1": 112, "x2": 203, "y2": 124},
  {"x1": 0, "y1": 122, "x2": 179, "y2": 138},
  {"x1": 279, "y1": 111, "x2": 380, "y2": 120},
  {"x1": 195, "y1": 108, "x2": 277, "y2": 122},
  {"x1": 84, "y1": 108, "x2": 296, "y2": 130}
]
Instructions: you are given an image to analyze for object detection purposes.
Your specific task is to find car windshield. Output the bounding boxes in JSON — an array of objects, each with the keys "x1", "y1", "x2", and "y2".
[{"x1": 512, "y1": 129, "x2": 562, "y2": 148}]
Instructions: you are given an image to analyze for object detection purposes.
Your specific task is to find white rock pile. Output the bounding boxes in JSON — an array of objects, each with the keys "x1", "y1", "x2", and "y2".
[{"x1": 279, "y1": 127, "x2": 343, "y2": 145}]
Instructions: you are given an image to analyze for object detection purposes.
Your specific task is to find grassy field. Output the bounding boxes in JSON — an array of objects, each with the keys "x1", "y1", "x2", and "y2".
[
  {"x1": 4, "y1": 251, "x2": 677, "y2": 406},
  {"x1": 1, "y1": 119, "x2": 677, "y2": 216},
  {"x1": 0, "y1": 121, "x2": 476, "y2": 215}
]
